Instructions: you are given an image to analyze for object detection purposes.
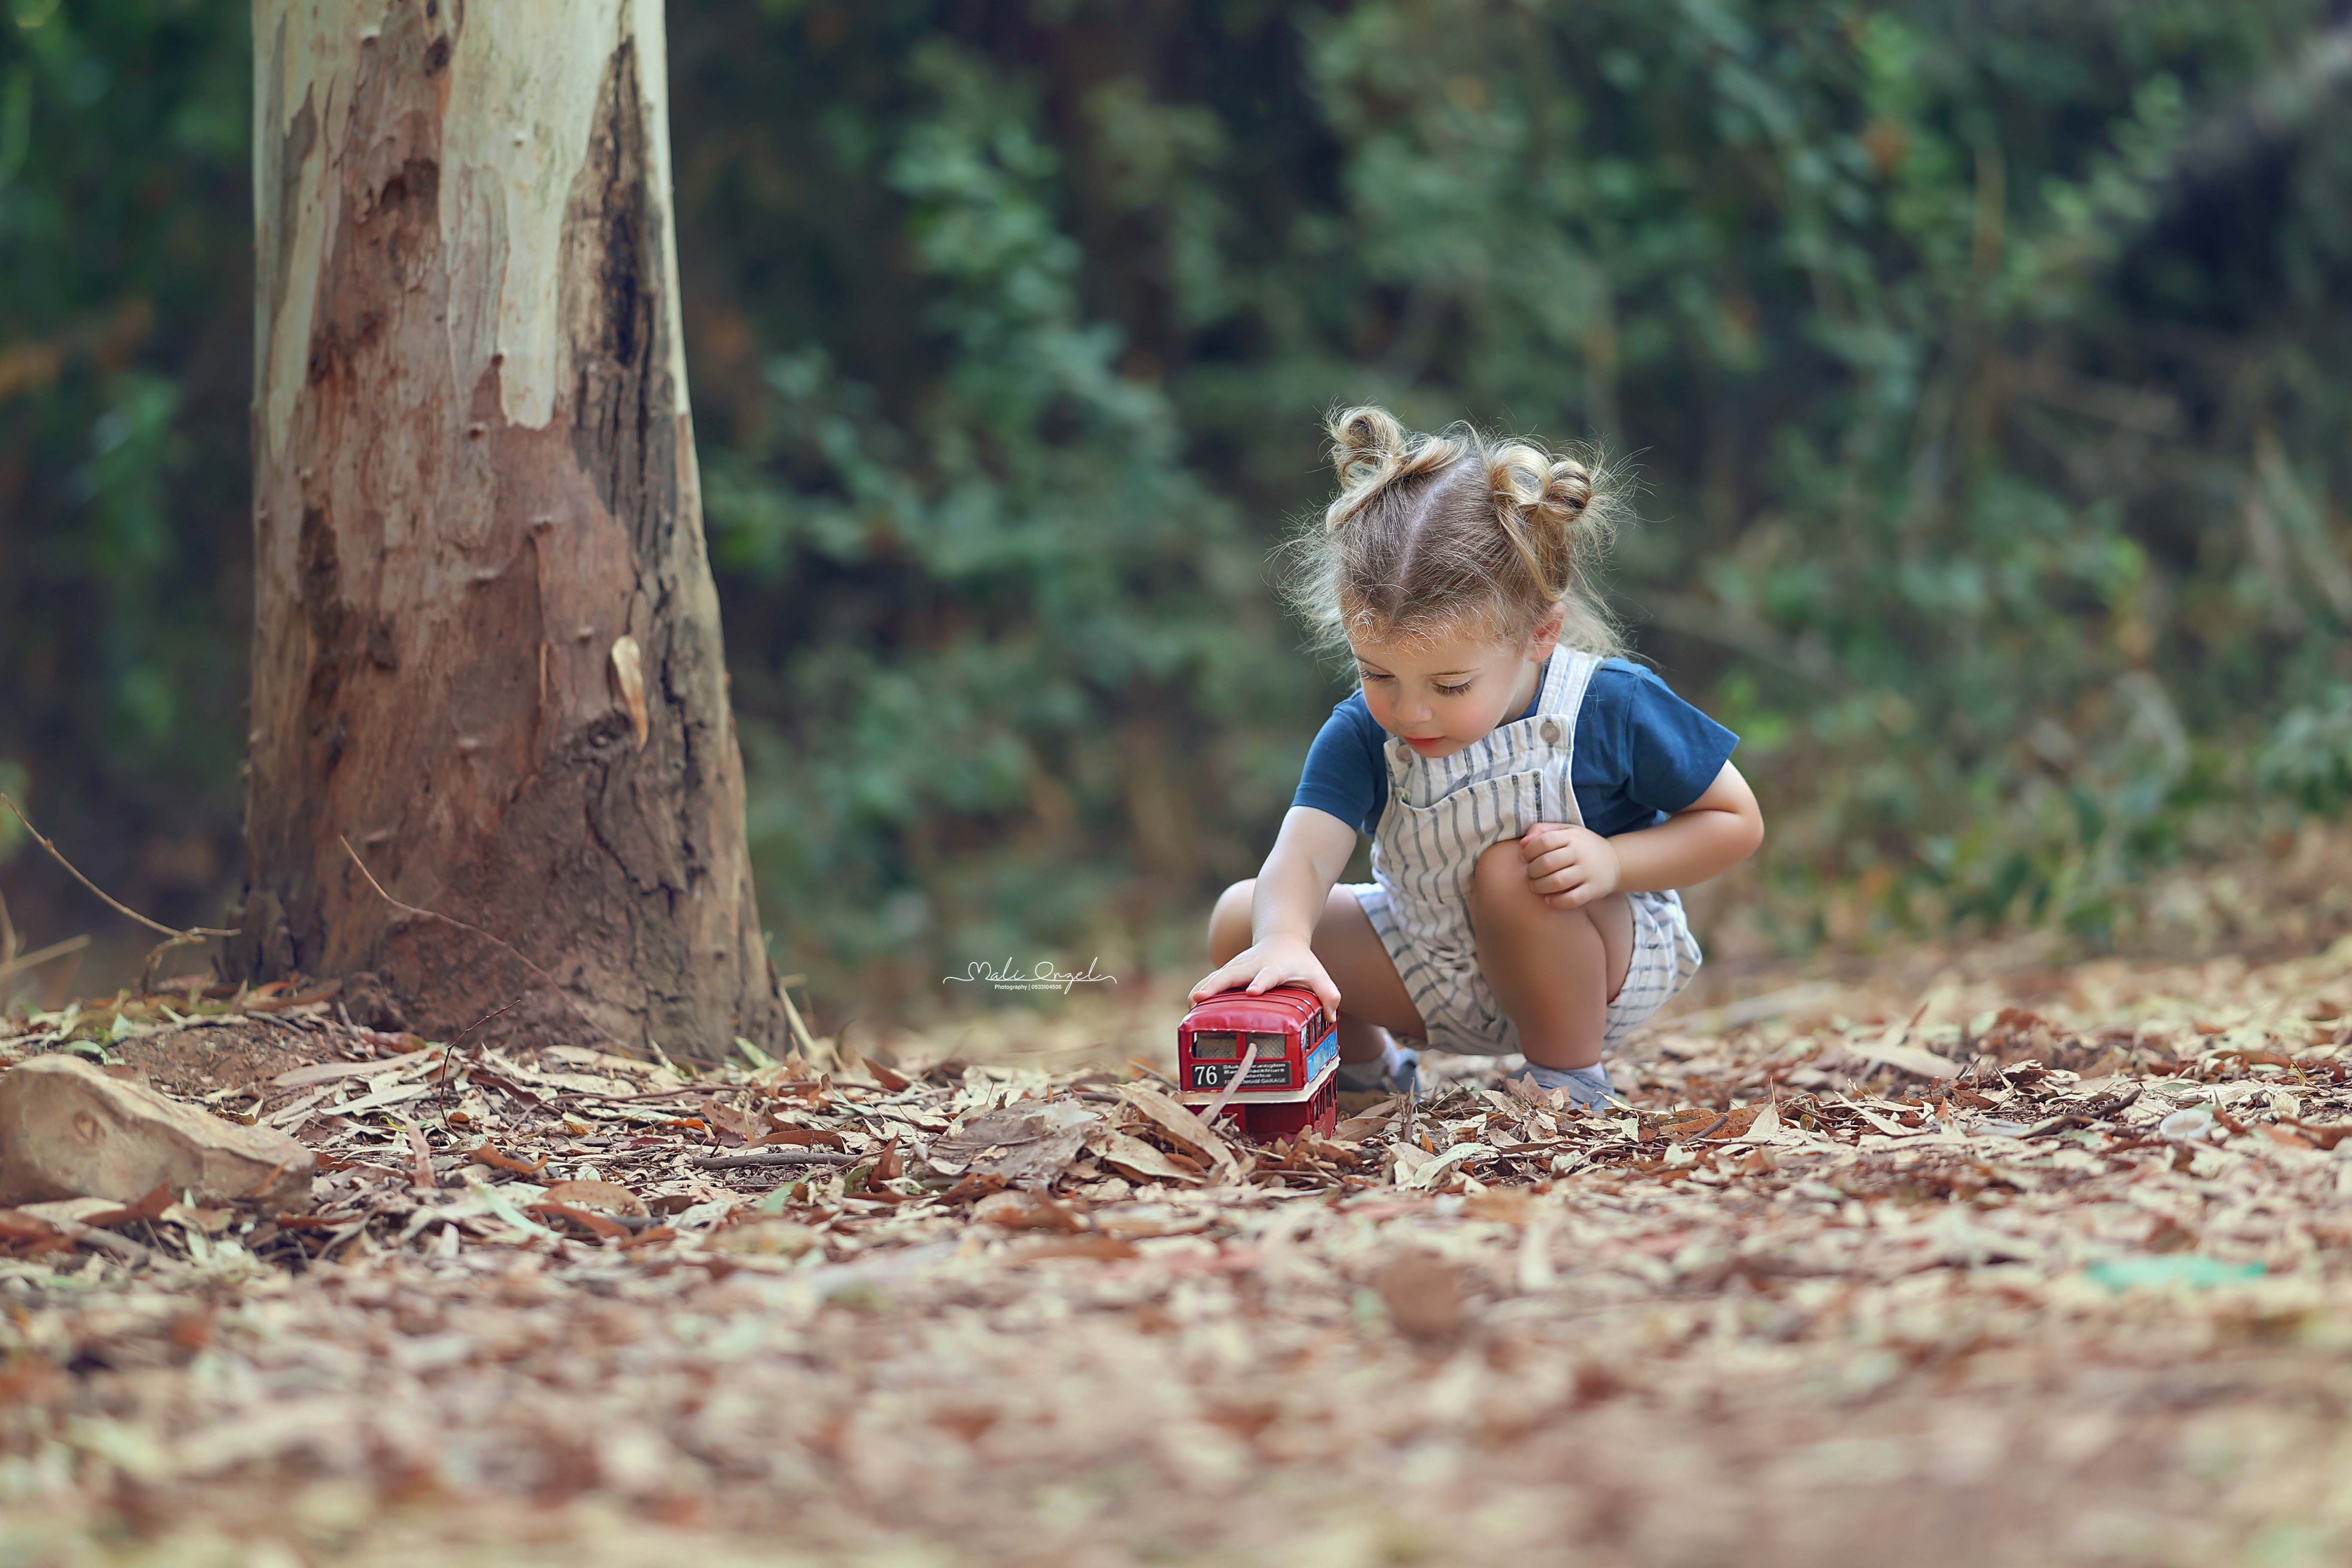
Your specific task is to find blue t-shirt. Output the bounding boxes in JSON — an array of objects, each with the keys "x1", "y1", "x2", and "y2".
[{"x1": 1291, "y1": 656, "x2": 1738, "y2": 840}]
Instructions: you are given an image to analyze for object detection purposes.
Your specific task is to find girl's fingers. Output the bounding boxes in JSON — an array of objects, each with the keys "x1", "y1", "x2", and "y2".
[
  {"x1": 1528, "y1": 841, "x2": 1585, "y2": 874},
  {"x1": 1192, "y1": 946, "x2": 1337, "y2": 1017},
  {"x1": 1192, "y1": 959, "x2": 1250, "y2": 1000},
  {"x1": 1543, "y1": 876, "x2": 1595, "y2": 908},
  {"x1": 1249, "y1": 966, "x2": 1304, "y2": 994}
]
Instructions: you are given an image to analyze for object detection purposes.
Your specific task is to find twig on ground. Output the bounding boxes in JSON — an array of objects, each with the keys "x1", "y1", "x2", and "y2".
[
  {"x1": 569, "y1": 1087, "x2": 708, "y2": 1104},
  {"x1": 432, "y1": 995, "x2": 526, "y2": 1117},
  {"x1": 689, "y1": 1150, "x2": 861, "y2": 1172},
  {"x1": 2, "y1": 792, "x2": 235, "y2": 994},
  {"x1": 0, "y1": 933, "x2": 90, "y2": 983},
  {"x1": 136, "y1": 932, "x2": 210, "y2": 994},
  {"x1": 3, "y1": 794, "x2": 235, "y2": 942}
]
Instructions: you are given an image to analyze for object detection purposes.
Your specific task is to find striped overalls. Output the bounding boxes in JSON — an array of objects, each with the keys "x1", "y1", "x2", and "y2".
[{"x1": 1343, "y1": 649, "x2": 1703, "y2": 1060}]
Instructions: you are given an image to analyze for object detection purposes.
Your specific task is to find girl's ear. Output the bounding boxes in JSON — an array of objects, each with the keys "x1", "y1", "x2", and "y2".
[{"x1": 1526, "y1": 602, "x2": 1566, "y2": 660}]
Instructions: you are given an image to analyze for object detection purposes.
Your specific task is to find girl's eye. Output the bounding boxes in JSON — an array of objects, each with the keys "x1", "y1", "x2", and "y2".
[
  {"x1": 1360, "y1": 671, "x2": 1393, "y2": 683},
  {"x1": 1435, "y1": 681, "x2": 1472, "y2": 696}
]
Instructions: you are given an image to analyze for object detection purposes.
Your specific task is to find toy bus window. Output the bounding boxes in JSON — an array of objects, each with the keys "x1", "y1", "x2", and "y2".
[
  {"x1": 1191, "y1": 1031, "x2": 1241, "y2": 1062},
  {"x1": 1249, "y1": 1032, "x2": 1290, "y2": 1057}
]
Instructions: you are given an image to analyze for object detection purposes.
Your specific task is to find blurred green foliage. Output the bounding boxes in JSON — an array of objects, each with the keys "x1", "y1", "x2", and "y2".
[
  {"x1": 6, "y1": 0, "x2": 2352, "y2": 1006},
  {"x1": 0, "y1": 0, "x2": 249, "y2": 928}
]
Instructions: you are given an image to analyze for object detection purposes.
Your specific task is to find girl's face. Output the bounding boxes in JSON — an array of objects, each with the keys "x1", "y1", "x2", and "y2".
[{"x1": 1350, "y1": 609, "x2": 1564, "y2": 761}]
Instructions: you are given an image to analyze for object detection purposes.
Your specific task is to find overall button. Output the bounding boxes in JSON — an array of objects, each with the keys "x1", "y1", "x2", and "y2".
[
  {"x1": 1392, "y1": 739, "x2": 1412, "y2": 763},
  {"x1": 1538, "y1": 718, "x2": 1562, "y2": 745}
]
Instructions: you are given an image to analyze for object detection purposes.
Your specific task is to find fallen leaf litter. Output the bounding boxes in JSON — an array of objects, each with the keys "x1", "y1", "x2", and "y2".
[{"x1": 6, "y1": 941, "x2": 2352, "y2": 1563}]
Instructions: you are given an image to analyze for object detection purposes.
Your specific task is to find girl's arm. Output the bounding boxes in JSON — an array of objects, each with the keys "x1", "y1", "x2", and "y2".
[
  {"x1": 1522, "y1": 761, "x2": 1763, "y2": 907},
  {"x1": 1188, "y1": 806, "x2": 1359, "y2": 1015}
]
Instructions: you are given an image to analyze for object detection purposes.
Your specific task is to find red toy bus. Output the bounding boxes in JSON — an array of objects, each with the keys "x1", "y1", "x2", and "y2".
[{"x1": 1175, "y1": 984, "x2": 1341, "y2": 1141}]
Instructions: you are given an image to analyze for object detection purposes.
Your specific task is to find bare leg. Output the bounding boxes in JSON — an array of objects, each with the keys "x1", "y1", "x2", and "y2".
[
  {"x1": 1466, "y1": 840, "x2": 1634, "y2": 1072},
  {"x1": 1207, "y1": 879, "x2": 1424, "y2": 1064}
]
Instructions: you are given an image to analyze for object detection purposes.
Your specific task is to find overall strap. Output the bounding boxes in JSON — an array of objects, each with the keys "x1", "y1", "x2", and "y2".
[
  {"x1": 1541, "y1": 649, "x2": 1603, "y2": 719},
  {"x1": 1536, "y1": 650, "x2": 1604, "y2": 827}
]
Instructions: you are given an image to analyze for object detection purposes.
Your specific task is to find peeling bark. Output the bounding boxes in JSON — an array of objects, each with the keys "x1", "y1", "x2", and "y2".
[{"x1": 237, "y1": 0, "x2": 785, "y2": 1057}]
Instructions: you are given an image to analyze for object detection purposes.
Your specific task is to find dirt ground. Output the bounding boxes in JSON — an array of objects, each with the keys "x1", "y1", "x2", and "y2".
[{"x1": 7, "y1": 850, "x2": 2352, "y2": 1565}]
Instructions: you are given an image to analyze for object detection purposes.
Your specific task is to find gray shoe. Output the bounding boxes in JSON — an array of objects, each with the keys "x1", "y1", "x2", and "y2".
[
  {"x1": 1334, "y1": 1042, "x2": 1420, "y2": 1098},
  {"x1": 1505, "y1": 1061, "x2": 1615, "y2": 1109}
]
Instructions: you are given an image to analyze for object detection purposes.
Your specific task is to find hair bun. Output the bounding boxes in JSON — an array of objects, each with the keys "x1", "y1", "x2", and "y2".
[
  {"x1": 1547, "y1": 459, "x2": 1594, "y2": 515},
  {"x1": 1322, "y1": 405, "x2": 1406, "y2": 532},
  {"x1": 1487, "y1": 444, "x2": 1593, "y2": 530},
  {"x1": 1328, "y1": 405, "x2": 1405, "y2": 486}
]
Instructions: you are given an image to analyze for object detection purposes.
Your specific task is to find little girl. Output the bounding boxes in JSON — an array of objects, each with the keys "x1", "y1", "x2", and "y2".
[{"x1": 1191, "y1": 406, "x2": 1765, "y2": 1108}]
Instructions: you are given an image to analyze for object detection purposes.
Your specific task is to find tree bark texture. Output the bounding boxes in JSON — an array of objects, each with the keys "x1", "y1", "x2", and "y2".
[{"x1": 237, "y1": 0, "x2": 786, "y2": 1058}]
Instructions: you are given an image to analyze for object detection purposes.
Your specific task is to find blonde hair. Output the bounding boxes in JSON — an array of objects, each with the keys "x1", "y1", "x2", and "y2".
[{"x1": 1278, "y1": 405, "x2": 1626, "y2": 661}]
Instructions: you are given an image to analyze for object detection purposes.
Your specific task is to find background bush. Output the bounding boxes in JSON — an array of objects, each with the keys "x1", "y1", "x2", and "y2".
[{"x1": 6, "y1": 0, "x2": 2352, "y2": 1015}]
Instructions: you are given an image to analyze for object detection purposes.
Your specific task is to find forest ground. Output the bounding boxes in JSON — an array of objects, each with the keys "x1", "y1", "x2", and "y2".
[{"x1": 6, "y1": 833, "x2": 2352, "y2": 1566}]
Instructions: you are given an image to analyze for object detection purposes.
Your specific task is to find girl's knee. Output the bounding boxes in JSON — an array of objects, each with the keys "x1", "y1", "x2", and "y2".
[
  {"x1": 1207, "y1": 879, "x2": 1255, "y2": 963},
  {"x1": 1471, "y1": 838, "x2": 1523, "y2": 889},
  {"x1": 1471, "y1": 840, "x2": 1617, "y2": 942},
  {"x1": 1470, "y1": 839, "x2": 1545, "y2": 921}
]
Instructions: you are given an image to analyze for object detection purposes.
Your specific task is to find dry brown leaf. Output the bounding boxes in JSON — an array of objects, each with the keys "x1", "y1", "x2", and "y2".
[
  {"x1": 1373, "y1": 1255, "x2": 1465, "y2": 1343},
  {"x1": 1117, "y1": 1084, "x2": 1241, "y2": 1175},
  {"x1": 468, "y1": 1141, "x2": 546, "y2": 1177},
  {"x1": 528, "y1": 1201, "x2": 630, "y2": 1241},
  {"x1": 1839, "y1": 1038, "x2": 1961, "y2": 1080},
  {"x1": 1731, "y1": 1101, "x2": 1782, "y2": 1144},
  {"x1": 972, "y1": 1191, "x2": 1086, "y2": 1233},
  {"x1": 0, "y1": 1208, "x2": 69, "y2": 1245},
  {"x1": 536, "y1": 1179, "x2": 647, "y2": 1217},
  {"x1": 1088, "y1": 1128, "x2": 1203, "y2": 1186},
  {"x1": 925, "y1": 1098, "x2": 1098, "y2": 1187},
  {"x1": 79, "y1": 1180, "x2": 177, "y2": 1229},
  {"x1": 1018, "y1": 1234, "x2": 1139, "y2": 1262},
  {"x1": 707, "y1": 1102, "x2": 768, "y2": 1142},
  {"x1": 1463, "y1": 1188, "x2": 1534, "y2": 1224},
  {"x1": 708, "y1": 1219, "x2": 822, "y2": 1258},
  {"x1": 834, "y1": 1048, "x2": 911, "y2": 1092},
  {"x1": 756, "y1": 1125, "x2": 850, "y2": 1149}
]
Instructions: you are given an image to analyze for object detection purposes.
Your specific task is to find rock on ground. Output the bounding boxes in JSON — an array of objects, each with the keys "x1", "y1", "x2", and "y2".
[{"x1": 0, "y1": 1053, "x2": 313, "y2": 1209}]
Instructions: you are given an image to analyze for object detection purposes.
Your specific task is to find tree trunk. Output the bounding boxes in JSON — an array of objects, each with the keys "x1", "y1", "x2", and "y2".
[{"x1": 235, "y1": 0, "x2": 786, "y2": 1058}]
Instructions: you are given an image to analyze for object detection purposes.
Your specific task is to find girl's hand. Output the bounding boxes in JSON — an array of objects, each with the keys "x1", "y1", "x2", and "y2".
[
  {"x1": 1520, "y1": 822, "x2": 1620, "y2": 909},
  {"x1": 1189, "y1": 939, "x2": 1342, "y2": 1023}
]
